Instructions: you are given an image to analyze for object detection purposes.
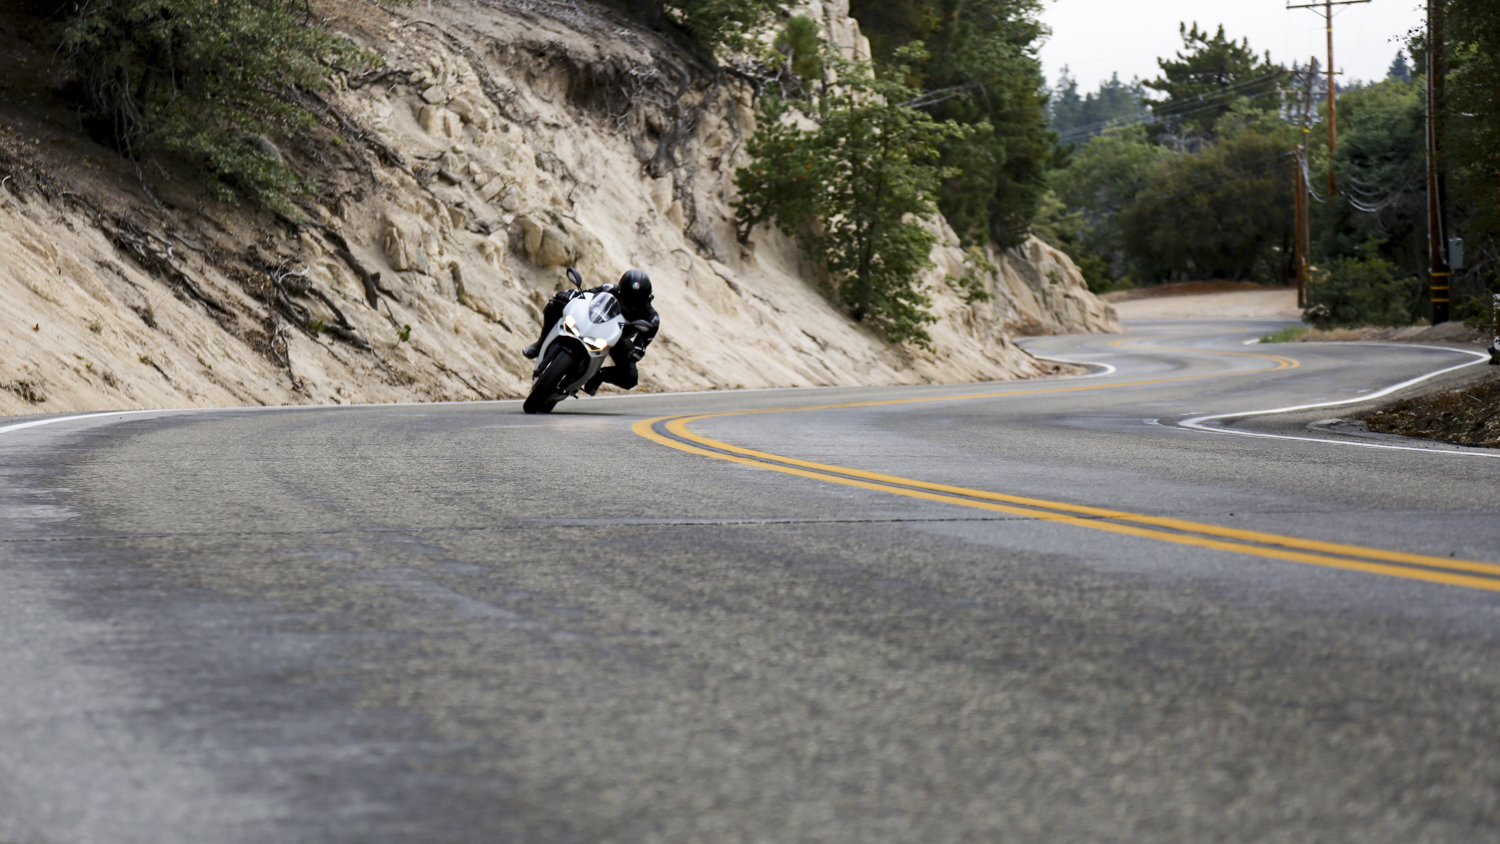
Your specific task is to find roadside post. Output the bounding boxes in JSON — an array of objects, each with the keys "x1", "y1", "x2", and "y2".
[{"x1": 1489, "y1": 293, "x2": 1499, "y2": 366}]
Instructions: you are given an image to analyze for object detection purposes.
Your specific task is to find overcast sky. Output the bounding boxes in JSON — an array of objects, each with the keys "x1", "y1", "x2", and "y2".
[{"x1": 1037, "y1": 0, "x2": 1426, "y2": 91}]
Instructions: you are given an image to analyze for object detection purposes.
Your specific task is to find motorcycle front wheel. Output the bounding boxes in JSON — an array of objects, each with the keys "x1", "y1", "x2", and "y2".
[{"x1": 523, "y1": 347, "x2": 574, "y2": 414}]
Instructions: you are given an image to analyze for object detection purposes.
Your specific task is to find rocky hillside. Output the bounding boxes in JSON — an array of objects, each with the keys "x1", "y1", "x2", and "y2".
[{"x1": 0, "y1": 0, "x2": 1119, "y2": 416}]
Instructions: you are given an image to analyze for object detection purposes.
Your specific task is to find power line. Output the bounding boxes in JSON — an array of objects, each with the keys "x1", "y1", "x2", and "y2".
[{"x1": 1054, "y1": 70, "x2": 1286, "y2": 144}]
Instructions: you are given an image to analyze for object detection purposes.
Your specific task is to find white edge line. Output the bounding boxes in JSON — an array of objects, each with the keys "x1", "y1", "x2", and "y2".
[
  {"x1": 1178, "y1": 343, "x2": 1495, "y2": 457},
  {"x1": 1, "y1": 359, "x2": 1115, "y2": 438},
  {"x1": 1025, "y1": 354, "x2": 1118, "y2": 377}
]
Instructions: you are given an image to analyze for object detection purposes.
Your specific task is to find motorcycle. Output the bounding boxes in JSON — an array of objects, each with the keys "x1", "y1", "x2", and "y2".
[{"x1": 523, "y1": 267, "x2": 654, "y2": 414}]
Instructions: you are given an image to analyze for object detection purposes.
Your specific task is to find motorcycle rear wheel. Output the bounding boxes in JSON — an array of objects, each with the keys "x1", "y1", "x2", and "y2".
[{"x1": 523, "y1": 348, "x2": 574, "y2": 414}]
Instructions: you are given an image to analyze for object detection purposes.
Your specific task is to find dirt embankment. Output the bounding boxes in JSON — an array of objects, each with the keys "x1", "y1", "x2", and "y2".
[
  {"x1": 1356, "y1": 371, "x2": 1500, "y2": 449},
  {"x1": 0, "y1": 0, "x2": 1120, "y2": 418}
]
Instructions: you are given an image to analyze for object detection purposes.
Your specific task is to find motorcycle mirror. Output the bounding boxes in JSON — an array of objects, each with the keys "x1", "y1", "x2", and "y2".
[{"x1": 565, "y1": 267, "x2": 583, "y2": 289}]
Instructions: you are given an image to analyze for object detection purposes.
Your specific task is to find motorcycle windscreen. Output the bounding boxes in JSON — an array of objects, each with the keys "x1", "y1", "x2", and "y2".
[{"x1": 588, "y1": 293, "x2": 622, "y2": 324}]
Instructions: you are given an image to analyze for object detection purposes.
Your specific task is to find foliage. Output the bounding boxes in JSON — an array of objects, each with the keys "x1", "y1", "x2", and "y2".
[
  {"x1": 1316, "y1": 77, "x2": 1428, "y2": 277},
  {"x1": 56, "y1": 0, "x2": 383, "y2": 213},
  {"x1": 628, "y1": 0, "x2": 782, "y2": 55},
  {"x1": 849, "y1": 0, "x2": 1052, "y2": 248},
  {"x1": 1144, "y1": 23, "x2": 1282, "y2": 139},
  {"x1": 1387, "y1": 50, "x2": 1412, "y2": 83},
  {"x1": 1444, "y1": 0, "x2": 1500, "y2": 305},
  {"x1": 1050, "y1": 69, "x2": 1150, "y2": 144},
  {"x1": 773, "y1": 15, "x2": 823, "y2": 86},
  {"x1": 1046, "y1": 124, "x2": 1163, "y2": 284},
  {"x1": 1117, "y1": 125, "x2": 1293, "y2": 282},
  {"x1": 1303, "y1": 240, "x2": 1422, "y2": 328},
  {"x1": 735, "y1": 49, "x2": 970, "y2": 348},
  {"x1": 950, "y1": 247, "x2": 996, "y2": 303}
]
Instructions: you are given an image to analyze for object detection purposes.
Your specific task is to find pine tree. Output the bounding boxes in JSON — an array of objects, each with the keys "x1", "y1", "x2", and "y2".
[{"x1": 1145, "y1": 23, "x2": 1282, "y2": 139}]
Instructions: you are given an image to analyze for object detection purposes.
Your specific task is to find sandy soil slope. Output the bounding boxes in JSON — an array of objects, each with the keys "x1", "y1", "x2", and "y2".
[{"x1": 0, "y1": 0, "x2": 1120, "y2": 417}]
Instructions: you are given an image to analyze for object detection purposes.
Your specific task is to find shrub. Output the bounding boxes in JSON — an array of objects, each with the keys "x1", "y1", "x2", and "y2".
[
  {"x1": 735, "y1": 47, "x2": 970, "y2": 348},
  {"x1": 56, "y1": 0, "x2": 382, "y2": 212},
  {"x1": 1303, "y1": 240, "x2": 1421, "y2": 328}
]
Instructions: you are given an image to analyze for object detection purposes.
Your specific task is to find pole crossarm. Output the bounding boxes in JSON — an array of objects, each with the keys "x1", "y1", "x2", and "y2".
[{"x1": 1285, "y1": 0, "x2": 1369, "y2": 8}]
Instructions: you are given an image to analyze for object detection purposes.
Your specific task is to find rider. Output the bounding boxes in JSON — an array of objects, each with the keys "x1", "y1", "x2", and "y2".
[{"x1": 522, "y1": 269, "x2": 659, "y2": 395}]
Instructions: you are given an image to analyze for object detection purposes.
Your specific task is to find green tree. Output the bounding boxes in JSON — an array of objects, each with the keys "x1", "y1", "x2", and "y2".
[
  {"x1": 1317, "y1": 77, "x2": 1427, "y2": 277},
  {"x1": 1444, "y1": 0, "x2": 1500, "y2": 318},
  {"x1": 1045, "y1": 124, "x2": 1163, "y2": 286},
  {"x1": 57, "y1": 0, "x2": 380, "y2": 213},
  {"x1": 626, "y1": 0, "x2": 783, "y2": 54},
  {"x1": 1051, "y1": 69, "x2": 1151, "y2": 144},
  {"x1": 773, "y1": 14, "x2": 823, "y2": 87},
  {"x1": 1304, "y1": 239, "x2": 1422, "y2": 328},
  {"x1": 1447, "y1": 0, "x2": 1500, "y2": 240},
  {"x1": 735, "y1": 50, "x2": 969, "y2": 347},
  {"x1": 850, "y1": 0, "x2": 1053, "y2": 248},
  {"x1": 1117, "y1": 122, "x2": 1294, "y2": 282},
  {"x1": 1145, "y1": 23, "x2": 1282, "y2": 139}
]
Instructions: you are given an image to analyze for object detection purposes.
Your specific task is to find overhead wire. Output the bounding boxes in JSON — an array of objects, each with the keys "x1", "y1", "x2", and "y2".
[{"x1": 1054, "y1": 70, "x2": 1287, "y2": 145}]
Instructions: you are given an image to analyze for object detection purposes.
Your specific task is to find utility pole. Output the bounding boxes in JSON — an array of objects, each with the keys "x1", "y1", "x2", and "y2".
[
  {"x1": 1288, "y1": 0, "x2": 1369, "y2": 196},
  {"x1": 1426, "y1": 0, "x2": 1450, "y2": 324},
  {"x1": 1290, "y1": 59, "x2": 1317, "y2": 307}
]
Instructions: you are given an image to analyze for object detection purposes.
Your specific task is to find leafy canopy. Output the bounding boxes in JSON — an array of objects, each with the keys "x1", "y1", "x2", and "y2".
[
  {"x1": 1145, "y1": 23, "x2": 1282, "y2": 138},
  {"x1": 629, "y1": 0, "x2": 783, "y2": 55},
  {"x1": 735, "y1": 47, "x2": 971, "y2": 348},
  {"x1": 58, "y1": 0, "x2": 383, "y2": 212},
  {"x1": 850, "y1": 0, "x2": 1053, "y2": 248},
  {"x1": 1051, "y1": 69, "x2": 1151, "y2": 143},
  {"x1": 1304, "y1": 239, "x2": 1422, "y2": 328}
]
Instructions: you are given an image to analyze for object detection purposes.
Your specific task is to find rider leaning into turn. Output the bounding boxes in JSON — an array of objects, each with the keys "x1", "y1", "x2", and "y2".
[{"x1": 522, "y1": 269, "x2": 660, "y2": 395}]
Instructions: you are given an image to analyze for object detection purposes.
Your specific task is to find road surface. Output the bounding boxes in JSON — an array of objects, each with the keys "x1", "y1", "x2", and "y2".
[{"x1": 1, "y1": 319, "x2": 1497, "y2": 843}]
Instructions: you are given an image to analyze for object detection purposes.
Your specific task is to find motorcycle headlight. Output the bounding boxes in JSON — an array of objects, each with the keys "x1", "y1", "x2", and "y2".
[
  {"x1": 582, "y1": 336, "x2": 609, "y2": 352},
  {"x1": 562, "y1": 315, "x2": 578, "y2": 336}
]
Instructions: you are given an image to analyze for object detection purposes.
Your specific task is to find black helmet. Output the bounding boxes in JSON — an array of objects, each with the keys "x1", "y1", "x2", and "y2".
[{"x1": 618, "y1": 269, "x2": 652, "y2": 309}]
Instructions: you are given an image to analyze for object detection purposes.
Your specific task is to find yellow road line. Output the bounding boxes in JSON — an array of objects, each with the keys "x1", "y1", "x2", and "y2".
[{"x1": 630, "y1": 342, "x2": 1498, "y2": 592}]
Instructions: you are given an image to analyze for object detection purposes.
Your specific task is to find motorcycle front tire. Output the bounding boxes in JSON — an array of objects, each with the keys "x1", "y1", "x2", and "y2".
[{"x1": 523, "y1": 348, "x2": 574, "y2": 414}]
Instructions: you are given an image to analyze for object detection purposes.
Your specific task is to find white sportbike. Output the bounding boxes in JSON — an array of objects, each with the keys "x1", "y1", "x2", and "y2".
[{"x1": 524, "y1": 267, "x2": 653, "y2": 414}]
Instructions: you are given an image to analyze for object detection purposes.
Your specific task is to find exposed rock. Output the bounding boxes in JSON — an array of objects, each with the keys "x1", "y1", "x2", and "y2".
[
  {"x1": 0, "y1": 0, "x2": 1121, "y2": 417},
  {"x1": 381, "y1": 211, "x2": 430, "y2": 273}
]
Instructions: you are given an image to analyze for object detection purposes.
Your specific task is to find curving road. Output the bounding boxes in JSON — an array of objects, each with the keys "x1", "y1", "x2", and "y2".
[{"x1": 1, "y1": 319, "x2": 1498, "y2": 843}]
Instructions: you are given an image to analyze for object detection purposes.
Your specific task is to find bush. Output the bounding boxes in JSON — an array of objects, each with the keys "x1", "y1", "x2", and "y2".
[
  {"x1": 735, "y1": 47, "x2": 970, "y2": 348},
  {"x1": 57, "y1": 0, "x2": 381, "y2": 212},
  {"x1": 1303, "y1": 240, "x2": 1422, "y2": 328}
]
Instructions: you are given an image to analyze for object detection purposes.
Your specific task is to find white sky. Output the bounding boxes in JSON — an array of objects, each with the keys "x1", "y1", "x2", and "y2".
[{"x1": 1038, "y1": 0, "x2": 1426, "y2": 90}]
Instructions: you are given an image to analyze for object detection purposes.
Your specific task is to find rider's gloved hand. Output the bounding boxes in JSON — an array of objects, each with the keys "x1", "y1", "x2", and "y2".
[{"x1": 630, "y1": 345, "x2": 645, "y2": 361}]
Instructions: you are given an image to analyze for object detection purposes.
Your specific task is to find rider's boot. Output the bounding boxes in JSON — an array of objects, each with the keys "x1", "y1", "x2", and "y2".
[{"x1": 522, "y1": 341, "x2": 541, "y2": 360}]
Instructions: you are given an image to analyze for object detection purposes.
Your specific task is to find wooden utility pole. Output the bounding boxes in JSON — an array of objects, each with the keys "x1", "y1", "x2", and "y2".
[
  {"x1": 1426, "y1": 0, "x2": 1450, "y2": 324},
  {"x1": 1288, "y1": 0, "x2": 1369, "y2": 196},
  {"x1": 1291, "y1": 59, "x2": 1317, "y2": 307}
]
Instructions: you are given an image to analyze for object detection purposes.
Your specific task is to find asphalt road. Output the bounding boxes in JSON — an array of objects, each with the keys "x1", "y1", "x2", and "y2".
[{"x1": 2, "y1": 319, "x2": 1498, "y2": 843}]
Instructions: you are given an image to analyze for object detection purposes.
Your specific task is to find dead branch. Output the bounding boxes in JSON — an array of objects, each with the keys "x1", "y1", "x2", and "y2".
[{"x1": 109, "y1": 220, "x2": 229, "y2": 315}]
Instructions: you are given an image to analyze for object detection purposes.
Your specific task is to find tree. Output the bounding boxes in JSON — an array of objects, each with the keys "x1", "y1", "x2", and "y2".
[
  {"x1": 773, "y1": 14, "x2": 823, "y2": 87},
  {"x1": 1317, "y1": 77, "x2": 1427, "y2": 277},
  {"x1": 57, "y1": 0, "x2": 379, "y2": 212},
  {"x1": 1387, "y1": 50, "x2": 1412, "y2": 82},
  {"x1": 1046, "y1": 124, "x2": 1164, "y2": 286},
  {"x1": 1051, "y1": 69, "x2": 1151, "y2": 143},
  {"x1": 624, "y1": 0, "x2": 783, "y2": 54},
  {"x1": 735, "y1": 50, "x2": 969, "y2": 347},
  {"x1": 1117, "y1": 123, "x2": 1293, "y2": 282},
  {"x1": 850, "y1": 0, "x2": 1053, "y2": 248},
  {"x1": 1145, "y1": 23, "x2": 1282, "y2": 139},
  {"x1": 1304, "y1": 239, "x2": 1422, "y2": 328}
]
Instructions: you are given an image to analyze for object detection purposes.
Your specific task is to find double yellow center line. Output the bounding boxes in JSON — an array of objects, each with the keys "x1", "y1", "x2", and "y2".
[{"x1": 632, "y1": 343, "x2": 1500, "y2": 592}]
